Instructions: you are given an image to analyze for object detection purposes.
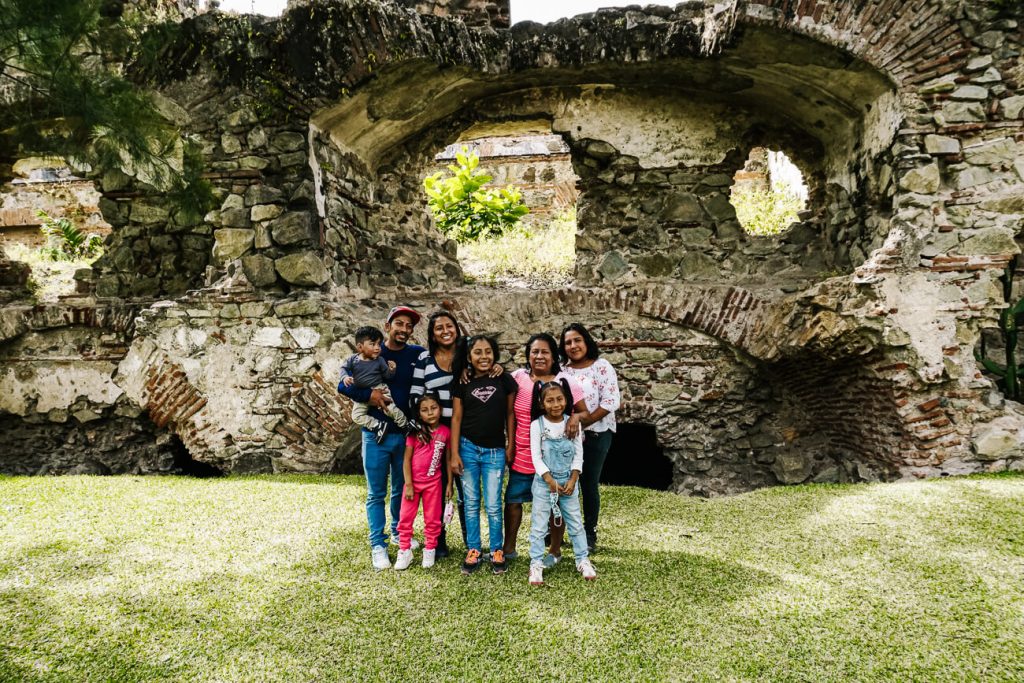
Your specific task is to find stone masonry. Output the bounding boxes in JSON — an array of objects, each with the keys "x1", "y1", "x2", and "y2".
[{"x1": 1, "y1": 0, "x2": 1022, "y2": 495}]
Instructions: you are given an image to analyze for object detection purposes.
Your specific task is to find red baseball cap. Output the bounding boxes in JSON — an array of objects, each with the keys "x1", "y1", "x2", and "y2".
[{"x1": 386, "y1": 305, "x2": 421, "y2": 326}]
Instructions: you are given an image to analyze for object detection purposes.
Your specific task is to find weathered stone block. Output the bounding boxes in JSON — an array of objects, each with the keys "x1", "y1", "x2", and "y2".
[
  {"x1": 772, "y1": 451, "x2": 811, "y2": 484},
  {"x1": 251, "y1": 204, "x2": 284, "y2": 222},
  {"x1": 636, "y1": 253, "x2": 677, "y2": 277},
  {"x1": 702, "y1": 193, "x2": 736, "y2": 221},
  {"x1": 649, "y1": 383, "x2": 681, "y2": 401},
  {"x1": 270, "y1": 212, "x2": 314, "y2": 245},
  {"x1": 957, "y1": 228, "x2": 1019, "y2": 256},
  {"x1": 274, "y1": 298, "x2": 321, "y2": 316},
  {"x1": 247, "y1": 126, "x2": 267, "y2": 149},
  {"x1": 924, "y1": 135, "x2": 960, "y2": 155},
  {"x1": 950, "y1": 85, "x2": 989, "y2": 101},
  {"x1": 273, "y1": 132, "x2": 306, "y2": 152},
  {"x1": 661, "y1": 193, "x2": 703, "y2": 222},
  {"x1": 597, "y1": 251, "x2": 629, "y2": 280},
  {"x1": 220, "y1": 208, "x2": 252, "y2": 229},
  {"x1": 212, "y1": 228, "x2": 255, "y2": 263},
  {"x1": 239, "y1": 156, "x2": 270, "y2": 170},
  {"x1": 241, "y1": 254, "x2": 277, "y2": 287},
  {"x1": 275, "y1": 252, "x2": 329, "y2": 286},
  {"x1": 130, "y1": 201, "x2": 169, "y2": 224},
  {"x1": 1000, "y1": 95, "x2": 1024, "y2": 120},
  {"x1": 898, "y1": 163, "x2": 940, "y2": 193},
  {"x1": 221, "y1": 134, "x2": 242, "y2": 154},
  {"x1": 963, "y1": 138, "x2": 1018, "y2": 166},
  {"x1": 246, "y1": 185, "x2": 285, "y2": 206},
  {"x1": 941, "y1": 101, "x2": 986, "y2": 123}
]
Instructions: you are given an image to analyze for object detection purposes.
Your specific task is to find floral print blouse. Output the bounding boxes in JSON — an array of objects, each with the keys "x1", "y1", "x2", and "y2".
[{"x1": 563, "y1": 358, "x2": 621, "y2": 434}]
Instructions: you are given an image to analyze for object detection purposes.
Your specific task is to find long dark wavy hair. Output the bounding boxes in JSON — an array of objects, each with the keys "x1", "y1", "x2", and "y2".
[
  {"x1": 558, "y1": 322, "x2": 600, "y2": 364},
  {"x1": 425, "y1": 310, "x2": 464, "y2": 358}
]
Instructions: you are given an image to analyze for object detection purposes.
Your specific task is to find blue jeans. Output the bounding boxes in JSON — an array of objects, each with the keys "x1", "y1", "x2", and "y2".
[
  {"x1": 529, "y1": 473, "x2": 588, "y2": 564},
  {"x1": 362, "y1": 430, "x2": 406, "y2": 548},
  {"x1": 460, "y1": 437, "x2": 505, "y2": 553}
]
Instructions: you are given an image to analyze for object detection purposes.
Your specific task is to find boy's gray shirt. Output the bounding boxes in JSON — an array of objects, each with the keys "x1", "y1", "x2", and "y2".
[{"x1": 341, "y1": 354, "x2": 396, "y2": 388}]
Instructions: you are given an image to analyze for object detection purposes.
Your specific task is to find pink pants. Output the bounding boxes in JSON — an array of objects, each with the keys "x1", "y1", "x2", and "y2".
[{"x1": 397, "y1": 478, "x2": 443, "y2": 551}]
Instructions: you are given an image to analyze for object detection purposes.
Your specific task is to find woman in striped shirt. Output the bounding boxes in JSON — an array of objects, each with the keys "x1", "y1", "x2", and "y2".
[{"x1": 409, "y1": 310, "x2": 465, "y2": 557}]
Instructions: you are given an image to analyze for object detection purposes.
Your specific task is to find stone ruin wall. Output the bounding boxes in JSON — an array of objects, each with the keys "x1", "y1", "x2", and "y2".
[{"x1": 1, "y1": 0, "x2": 1023, "y2": 495}]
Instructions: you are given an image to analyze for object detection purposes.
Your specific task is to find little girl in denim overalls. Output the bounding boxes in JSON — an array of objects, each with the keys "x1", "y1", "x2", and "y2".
[{"x1": 527, "y1": 382, "x2": 597, "y2": 585}]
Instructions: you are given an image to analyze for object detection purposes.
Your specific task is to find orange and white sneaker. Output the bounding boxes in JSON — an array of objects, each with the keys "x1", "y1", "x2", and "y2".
[
  {"x1": 490, "y1": 549, "x2": 507, "y2": 574},
  {"x1": 461, "y1": 548, "x2": 482, "y2": 575}
]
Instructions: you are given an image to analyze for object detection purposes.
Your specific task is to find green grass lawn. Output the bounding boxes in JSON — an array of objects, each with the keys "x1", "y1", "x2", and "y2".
[{"x1": 2, "y1": 473, "x2": 1024, "y2": 682}]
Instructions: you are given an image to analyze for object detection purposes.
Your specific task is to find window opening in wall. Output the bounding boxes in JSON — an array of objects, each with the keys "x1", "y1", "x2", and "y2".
[
  {"x1": 601, "y1": 423, "x2": 673, "y2": 491},
  {"x1": 424, "y1": 130, "x2": 579, "y2": 287},
  {"x1": 0, "y1": 158, "x2": 109, "y2": 300},
  {"x1": 729, "y1": 148, "x2": 808, "y2": 237},
  {"x1": 975, "y1": 256, "x2": 1023, "y2": 402}
]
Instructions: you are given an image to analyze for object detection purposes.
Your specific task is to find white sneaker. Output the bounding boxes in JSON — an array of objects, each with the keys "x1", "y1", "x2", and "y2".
[
  {"x1": 577, "y1": 557, "x2": 597, "y2": 581},
  {"x1": 394, "y1": 548, "x2": 414, "y2": 570},
  {"x1": 371, "y1": 545, "x2": 391, "y2": 571},
  {"x1": 529, "y1": 562, "x2": 544, "y2": 586},
  {"x1": 421, "y1": 548, "x2": 436, "y2": 568},
  {"x1": 392, "y1": 536, "x2": 420, "y2": 551}
]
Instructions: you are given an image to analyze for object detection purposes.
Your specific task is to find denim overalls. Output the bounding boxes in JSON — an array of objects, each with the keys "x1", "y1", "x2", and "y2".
[{"x1": 529, "y1": 416, "x2": 589, "y2": 564}]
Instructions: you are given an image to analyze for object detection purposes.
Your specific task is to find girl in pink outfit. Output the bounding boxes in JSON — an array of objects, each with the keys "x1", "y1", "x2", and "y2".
[{"x1": 395, "y1": 393, "x2": 449, "y2": 570}]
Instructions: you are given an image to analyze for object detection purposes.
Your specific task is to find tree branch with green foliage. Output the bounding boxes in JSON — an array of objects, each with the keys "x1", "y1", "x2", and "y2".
[
  {"x1": 0, "y1": 0, "x2": 208, "y2": 201},
  {"x1": 424, "y1": 147, "x2": 530, "y2": 243}
]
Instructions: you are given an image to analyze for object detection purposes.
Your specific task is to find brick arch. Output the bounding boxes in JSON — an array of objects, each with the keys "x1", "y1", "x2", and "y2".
[{"x1": 447, "y1": 284, "x2": 877, "y2": 364}]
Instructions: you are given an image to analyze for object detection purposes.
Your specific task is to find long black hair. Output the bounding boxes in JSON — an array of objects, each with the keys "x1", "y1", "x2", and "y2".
[
  {"x1": 559, "y1": 322, "x2": 600, "y2": 364},
  {"x1": 462, "y1": 334, "x2": 501, "y2": 378},
  {"x1": 410, "y1": 391, "x2": 443, "y2": 432},
  {"x1": 523, "y1": 332, "x2": 561, "y2": 375},
  {"x1": 425, "y1": 310, "x2": 463, "y2": 359}
]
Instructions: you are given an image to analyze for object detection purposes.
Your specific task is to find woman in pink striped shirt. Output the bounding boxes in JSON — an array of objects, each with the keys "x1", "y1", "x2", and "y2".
[{"x1": 502, "y1": 332, "x2": 589, "y2": 563}]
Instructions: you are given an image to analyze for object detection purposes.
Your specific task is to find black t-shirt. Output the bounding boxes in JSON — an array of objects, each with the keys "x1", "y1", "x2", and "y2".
[{"x1": 453, "y1": 374, "x2": 518, "y2": 449}]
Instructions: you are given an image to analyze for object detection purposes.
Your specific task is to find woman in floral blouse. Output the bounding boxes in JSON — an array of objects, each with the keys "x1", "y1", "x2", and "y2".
[{"x1": 559, "y1": 323, "x2": 621, "y2": 553}]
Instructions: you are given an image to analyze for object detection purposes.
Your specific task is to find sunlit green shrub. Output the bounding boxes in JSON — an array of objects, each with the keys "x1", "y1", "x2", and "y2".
[{"x1": 424, "y1": 147, "x2": 529, "y2": 243}]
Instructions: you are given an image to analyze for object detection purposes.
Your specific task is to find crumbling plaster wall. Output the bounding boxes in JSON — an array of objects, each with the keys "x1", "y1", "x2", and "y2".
[{"x1": 2, "y1": 0, "x2": 1024, "y2": 493}]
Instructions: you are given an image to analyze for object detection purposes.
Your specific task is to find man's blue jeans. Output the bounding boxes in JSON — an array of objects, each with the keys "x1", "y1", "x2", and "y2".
[
  {"x1": 362, "y1": 430, "x2": 406, "y2": 548},
  {"x1": 459, "y1": 437, "x2": 505, "y2": 553}
]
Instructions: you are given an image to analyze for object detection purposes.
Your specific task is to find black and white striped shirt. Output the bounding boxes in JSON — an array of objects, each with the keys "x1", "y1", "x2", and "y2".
[{"x1": 409, "y1": 350, "x2": 454, "y2": 423}]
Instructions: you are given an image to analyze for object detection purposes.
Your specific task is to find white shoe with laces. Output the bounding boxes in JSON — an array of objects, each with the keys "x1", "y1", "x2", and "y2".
[
  {"x1": 529, "y1": 562, "x2": 544, "y2": 586},
  {"x1": 371, "y1": 545, "x2": 391, "y2": 571},
  {"x1": 394, "y1": 548, "x2": 414, "y2": 570},
  {"x1": 392, "y1": 536, "x2": 420, "y2": 551},
  {"x1": 577, "y1": 557, "x2": 597, "y2": 581},
  {"x1": 421, "y1": 548, "x2": 436, "y2": 568}
]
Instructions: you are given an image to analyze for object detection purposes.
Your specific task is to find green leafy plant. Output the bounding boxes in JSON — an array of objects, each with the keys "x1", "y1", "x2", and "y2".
[
  {"x1": 731, "y1": 180, "x2": 805, "y2": 237},
  {"x1": 976, "y1": 257, "x2": 1023, "y2": 401},
  {"x1": 423, "y1": 147, "x2": 530, "y2": 243},
  {"x1": 36, "y1": 210, "x2": 103, "y2": 261}
]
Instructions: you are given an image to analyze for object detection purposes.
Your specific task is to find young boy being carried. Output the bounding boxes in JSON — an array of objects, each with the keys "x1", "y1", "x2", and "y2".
[{"x1": 341, "y1": 326, "x2": 410, "y2": 443}]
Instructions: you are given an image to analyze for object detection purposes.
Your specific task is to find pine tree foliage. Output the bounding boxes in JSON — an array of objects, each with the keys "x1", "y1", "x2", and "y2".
[{"x1": 0, "y1": 0, "x2": 204, "y2": 196}]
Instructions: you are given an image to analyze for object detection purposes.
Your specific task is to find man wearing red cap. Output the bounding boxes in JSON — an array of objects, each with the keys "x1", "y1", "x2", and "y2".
[{"x1": 339, "y1": 305, "x2": 424, "y2": 570}]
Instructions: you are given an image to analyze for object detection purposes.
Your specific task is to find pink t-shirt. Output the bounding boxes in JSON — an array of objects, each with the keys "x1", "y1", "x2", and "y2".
[
  {"x1": 405, "y1": 425, "x2": 449, "y2": 483},
  {"x1": 510, "y1": 369, "x2": 583, "y2": 475}
]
